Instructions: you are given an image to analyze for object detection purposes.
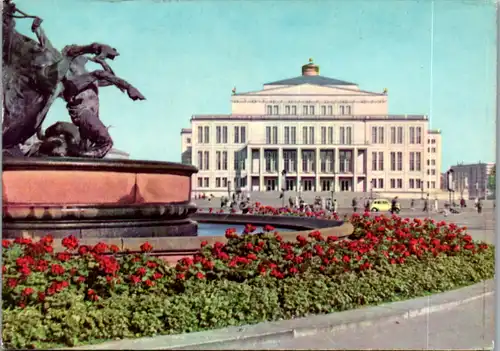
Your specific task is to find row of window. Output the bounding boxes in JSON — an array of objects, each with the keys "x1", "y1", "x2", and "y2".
[
  {"x1": 372, "y1": 126, "x2": 423, "y2": 144},
  {"x1": 197, "y1": 126, "x2": 247, "y2": 144},
  {"x1": 196, "y1": 176, "x2": 247, "y2": 189},
  {"x1": 197, "y1": 150, "x2": 247, "y2": 171},
  {"x1": 266, "y1": 126, "x2": 353, "y2": 145},
  {"x1": 372, "y1": 152, "x2": 422, "y2": 172},
  {"x1": 267, "y1": 104, "x2": 352, "y2": 116}
]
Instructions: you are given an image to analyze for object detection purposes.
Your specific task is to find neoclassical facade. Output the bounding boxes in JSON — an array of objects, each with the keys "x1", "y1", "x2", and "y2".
[{"x1": 181, "y1": 59, "x2": 442, "y2": 195}]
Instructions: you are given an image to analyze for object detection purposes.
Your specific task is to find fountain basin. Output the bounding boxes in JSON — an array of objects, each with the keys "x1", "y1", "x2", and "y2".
[{"x1": 2, "y1": 157, "x2": 198, "y2": 238}]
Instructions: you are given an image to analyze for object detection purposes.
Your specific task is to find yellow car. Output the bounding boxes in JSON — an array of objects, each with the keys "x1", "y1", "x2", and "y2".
[{"x1": 370, "y1": 199, "x2": 400, "y2": 213}]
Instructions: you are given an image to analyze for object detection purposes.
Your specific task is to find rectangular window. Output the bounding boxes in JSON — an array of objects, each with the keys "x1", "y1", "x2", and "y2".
[
  {"x1": 266, "y1": 126, "x2": 271, "y2": 144},
  {"x1": 303, "y1": 126, "x2": 308, "y2": 144},
  {"x1": 345, "y1": 106, "x2": 351, "y2": 115},
  {"x1": 378, "y1": 127, "x2": 384, "y2": 143},
  {"x1": 328, "y1": 127, "x2": 334, "y2": 144},
  {"x1": 390, "y1": 127, "x2": 396, "y2": 144},
  {"x1": 340, "y1": 127, "x2": 345, "y2": 144},
  {"x1": 372, "y1": 152, "x2": 378, "y2": 171},
  {"x1": 328, "y1": 106, "x2": 333, "y2": 115},
  {"x1": 203, "y1": 177, "x2": 209, "y2": 187},
  {"x1": 321, "y1": 106, "x2": 326, "y2": 115},
  {"x1": 409, "y1": 127, "x2": 415, "y2": 144},
  {"x1": 397, "y1": 179, "x2": 403, "y2": 189},
  {"x1": 197, "y1": 177, "x2": 203, "y2": 187},
  {"x1": 222, "y1": 177, "x2": 228, "y2": 188},
  {"x1": 222, "y1": 151, "x2": 228, "y2": 170},
  {"x1": 416, "y1": 179, "x2": 422, "y2": 189},
  {"x1": 416, "y1": 152, "x2": 421, "y2": 171},
  {"x1": 240, "y1": 126, "x2": 246, "y2": 143},
  {"x1": 291, "y1": 127, "x2": 297, "y2": 144},
  {"x1": 416, "y1": 127, "x2": 422, "y2": 144},
  {"x1": 346, "y1": 127, "x2": 352, "y2": 145},
  {"x1": 267, "y1": 105, "x2": 272, "y2": 115},
  {"x1": 197, "y1": 126, "x2": 203, "y2": 143},
  {"x1": 371, "y1": 126, "x2": 378, "y2": 144},
  {"x1": 321, "y1": 127, "x2": 327, "y2": 144},
  {"x1": 273, "y1": 105, "x2": 279, "y2": 115},
  {"x1": 339, "y1": 105, "x2": 345, "y2": 115},
  {"x1": 390, "y1": 152, "x2": 396, "y2": 171},
  {"x1": 397, "y1": 127, "x2": 403, "y2": 144},
  {"x1": 397, "y1": 152, "x2": 403, "y2": 171},
  {"x1": 285, "y1": 105, "x2": 290, "y2": 115},
  {"x1": 409, "y1": 179, "x2": 415, "y2": 189},
  {"x1": 215, "y1": 177, "x2": 221, "y2": 188},
  {"x1": 378, "y1": 178, "x2": 384, "y2": 189},
  {"x1": 284, "y1": 127, "x2": 290, "y2": 144},
  {"x1": 234, "y1": 126, "x2": 239, "y2": 143},
  {"x1": 234, "y1": 151, "x2": 239, "y2": 171},
  {"x1": 222, "y1": 126, "x2": 228, "y2": 143},
  {"x1": 309, "y1": 127, "x2": 315, "y2": 145},
  {"x1": 390, "y1": 178, "x2": 396, "y2": 189},
  {"x1": 216, "y1": 151, "x2": 221, "y2": 170},
  {"x1": 431, "y1": 181, "x2": 436, "y2": 188},
  {"x1": 378, "y1": 152, "x2": 384, "y2": 170},
  {"x1": 303, "y1": 105, "x2": 309, "y2": 115},
  {"x1": 309, "y1": 105, "x2": 315, "y2": 115},
  {"x1": 272, "y1": 126, "x2": 278, "y2": 144},
  {"x1": 197, "y1": 151, "x2": 203, "y2": 169},
  {"x1": 203, "y1": 151, "x2": 209, "y2": 170},
  {"x1": 216, "y1": 126, "x2": 221, "y2": 144},
  {"x1": 291, "y1": 106, "x2": 297, "y2": 115},
  {"x1": 409, "y1": 152, "x2": 415, "y2": 171},
  {"x1": 204, "y1": 126, "x2": 209, "y2": 143}
]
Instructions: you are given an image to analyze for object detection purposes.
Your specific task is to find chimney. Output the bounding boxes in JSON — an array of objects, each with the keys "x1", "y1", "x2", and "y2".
[{"x1": 302, "y1": 58, "x2": 320, "y2": 76}]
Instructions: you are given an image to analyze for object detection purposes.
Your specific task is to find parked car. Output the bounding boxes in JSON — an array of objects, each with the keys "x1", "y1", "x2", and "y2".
[{"x1": 370, "y1": 199, "x2": 400, "y2": 213}]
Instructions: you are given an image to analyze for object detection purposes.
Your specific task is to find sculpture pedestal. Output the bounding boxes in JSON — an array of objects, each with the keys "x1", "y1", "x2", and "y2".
[{"x1": 2, "y1": 157, "x2": 198, "y2": 239}]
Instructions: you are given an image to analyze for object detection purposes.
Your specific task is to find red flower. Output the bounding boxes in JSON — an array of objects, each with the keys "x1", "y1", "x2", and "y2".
[
  {"x1": 140, "y1": 242, "x2": 153, "y2": 252},
  {"x1": 342, "y1": 255, "x2": 350, "y2": 263},
  {"x1": 129, "y1": 275, "x2": 141, "y2": 284},
  {"x1": 40, "y1": 235, "x2": 54, "y2": 246},
  {"x1": 176, "y1": 273, "x2": 185, "y2": 280},
  {"x1": 22, "y1": 287, "x2": 34, "y2": 296},
  {"x1": 56, "y1": 252, "x2": 71, "y2": 262},
  {"x1": 78, "y1": 245, "x2": 89, "y2": 255},
  {"x1": 62, "y1": 235, "x2": 79, "y2": 250},
  {"x1": 109, "y1": 244, "x2": 120, "y2": 253},
  {"x1": 263, "y1": 225, "x2": 275, "y2": 232},
  {"x1": 2, "y1": 240, "x2": 11, "y2": 248},
  {"x1": 144, "y1": 279, "x2": 155, "y2": 287},
  {"x1": 7, "y1": 278, "x2": 17, "y2": 288},
  {"x1": 196, "y1": 272, "x2": 205, "y2": 279},
  {"x1": 50, "y1": 264, "x2": 65, "y2": 275},
  {"x1": 38, "y1": 292, "x2": 46, "y2": 302},
  {"x1": 93, "y1": 242, "x2": 108, "y2": 254},
  {"x1": 152, "y1": 272, "x2": 163, "y2": 280},
  {"x1": 201, "y1": 240, "x2": 208, "y2": 247},
  {"x1": 136, "y1": 267, "x2": 147, "y2": 276}
]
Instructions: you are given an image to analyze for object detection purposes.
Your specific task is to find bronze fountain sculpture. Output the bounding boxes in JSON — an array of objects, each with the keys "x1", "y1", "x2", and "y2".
[{"x1": 3, "y1": 0, "x2": 199, "y2": 239}]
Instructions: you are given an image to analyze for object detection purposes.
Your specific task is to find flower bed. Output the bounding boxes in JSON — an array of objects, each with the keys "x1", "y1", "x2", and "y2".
[{"x1": 2, "y1": 214, "x2": 494, "y2": 349}]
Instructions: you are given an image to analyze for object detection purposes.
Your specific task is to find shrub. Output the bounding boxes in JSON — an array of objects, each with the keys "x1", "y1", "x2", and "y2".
[{"x1": 2, "y1": 214, "x2": 494, "y2": 349}]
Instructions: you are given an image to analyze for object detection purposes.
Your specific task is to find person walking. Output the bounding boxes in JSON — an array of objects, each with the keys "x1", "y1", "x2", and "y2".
[
  {"x1": 477, "y1": 198, "x2": 483, "y2": 214},
  {"x1": 460, "y1": 198, "x2": 466, "y2": 208},
  {"x1": 352, "y1": 197, "x2": 358, "y2": 213},
  {"x1": 391, "y1": 196, "x2": 398, "y2": 215},
  {"x1": 423, "y1": 197, "x2": 429, "y2": 212},
  {"x1": 410, "y1": 199, "x2": 415, "y2": 211},
  {"x1": 364, "y1": 198, "x2": 371, "y2": 212},
  {"x1": 333, "y1": 199, "x2": 338, "y2": 213}
]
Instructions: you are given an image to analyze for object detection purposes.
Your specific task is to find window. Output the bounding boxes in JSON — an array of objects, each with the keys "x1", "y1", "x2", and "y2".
[
  {"x1": 328, "y1": 127, "x2": 334, "y2": 144},
  {"x1": 267, "y1": 105, "x2": 272, "y2": 115},
  {"x1": 290, "y1": 127, "x2": 296, "y2": 144},
  {"x1": 416, "y1": 152, "x2": 421, "y2": 171},
  {"x1": 372, "y1": 152, "x2": 378, "y2": 171},
  {"x1": 216, "y1": 126, "x2": 221, "y2": 144},
  {"x1": 397, "y1": 152, "x2": 403, "y2": 171},
  {"x1": 431, "y1": 169, "x2": 436, "y2": 175},
  {"x1": 339, "y1": 105, "x2": 345, "y2": 115},
  {"x1": 409, "y1": 152, "x2": 415, "y2": 171},
  {"x1": 216, "y1": 151, "x2": 221, "y2": 170},
  {"x1": 215, "y1": 177, "x2": 221, "y2": 188},
  {"x1": 265, "y1": 151, "x2": 278, "y2": 172},
  {"x1": 233, "y1": 150, "x2": 246, "y2": 171},
  {"x1": 431, "y1": 181, "x2": 436, "y2": 188},
  {"x1": 186, "y1": 137, "x2": 191, "y2": 144},
  {"x1": 378, "y1": 152, "x2": 384, "y2": 170},
  {"x1": 328, "y1": 106, "x2": 333, "y2": 115},
  {"x1": 203, "y1": 177, "x2": 209, "y2": 187},
  {"x1": 291, "y1": 106, "x2": 297, "y2": 115},
  {"x1": 397, "y1": 179, "x2": 403, "y2": 188},
  {"x1": 303, "y1": 105, "x2": 309, "y2": 115},
  {"x1": 431, "y1": 147, "x2": 436, "y2": 153},
  {"x1": 197, "y1": 177, "x2": 202, "y2": 187},
  {"x1": 371, "y1": 127, "x2": 378, "y2": 144},
  {"x1": 409, "y1": 179, "x2": 415, "y2": 189},
  {"x1": 346, "y1": 127, "x2": 352, "y2": 145},
  {"x1": 303, "y1": 126, "x2": 308, "y2": 144},
  {"x1": 339, "y1": 127, "x2": 345, "y2": 144},
  {"x1": 345, "y1": 106, "x2": 351, "y2": 115},
  {"x1": 241, "y1": 126, "x2": 246, "y2": 143},
  {"x1": 222, "y1": 177, "x2": 228, "y2": 188},
  {"x1": 197, "y1": 126, "x2": 203, "y2": 143},
  {"x1": 203, "y1": 151, "x2": 209, "y2": 170},
  {"x1": 416, "y1": 127, "x2": 422, "y2": 144},
  {"x1": 309, "y1": 105, "x2": 315, "y2": 115},
  {"x1": 390, "y1": 178, "x2": 396, "y2": 188},
  {"x1": 409, "y1": 127, "x2": 415, "y2": 144},
  {"x1": 204, "y1": 126, "x2": 209, "y2": 143},
  {"x1": 390, "y1": 152, "x2": 396, "y2": 171},
  {"x1": 222, "y1": 126, "x2": 228, "y2": 143},
  {"x1": 309, "y1": 127, "x2": 315, "y2": 144},
  {"x1": 321, "y1": 106, "x2": 326, "y2": 115},
  {"x1": 339, "y1": 151, "x2": 352, "y2": 173},
  {"x1": 285, "y1": 106, "x2": 290, "y2": 115},
  {"x1": 273, "y1": 126, "x2": 278, "y2": 144},
  {"x1": 390, "y1": 127, "x2": 396, "y2": 144},
  {"x1": 378, "y1": 178, "x2": 384, "y2": 189},
  {"x1": 283, "y1": 150, "x2": 297, "y2": 173},
  {"x1": 416, "y1": 179, "x2": 422, "y2": 189},
  {"x1": 378, "y1": 127, "x2": 384, "y2": 143},
  {"x1": 397, "y1": 127, "x2": 403, "y2": 144},
  {"x1": 234, "y1": 126, "x2": 239, "y2": 143},
  {"x1": 284, "y1": 127, "x2": 290, "y2": 144},
  {"x1": 431, "y1": 159, "x2": 435, "y2": 166},
  {"x1": 197, "y1": 151, "x2": 203, "y2": 169},
  {"x1": 273, "y1": 105, "x2": 279, "y2": 115},
  {"x1": 321, "y1": 127, "x2": 327, "y2": 144},
  {"x1": 266, "y1": 127, "x2": 271, "y2": 144},
  {"x1": 222, "y1": 151, "x2": 228, "y2": 170}
]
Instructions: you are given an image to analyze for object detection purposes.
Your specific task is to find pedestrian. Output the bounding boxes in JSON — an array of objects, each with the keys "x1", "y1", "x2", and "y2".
[
  {"x1": 460, "y1": 198, "x2": 466, "y2": 208},
  {"x1": 333, "y1": 199, "x2": 338, "y2": 213},
  {"x1": 352, "y1": 197, "x2": 358, "y2": 213},
  {"x1": 423, "y1": 198, "x2": 428, "y2": 212},
  {"x1": 288, "y1": 196, "x2": 294, "y2": 208},
  {"x1": 477, "y1": 198, "x2": 483, "y2": 214},
  {"x1": 410, "y1": 199, "x2": 415, "y2": 211},
  {"x1": 434, "y1": 198, "x2": 439, "y2": 212},
  {"x1": 364, "y1": 198, "x2": 371, "y2": 212},
  {"x1": 391, "y1": 196, "x2": 398, "y2": 215}
]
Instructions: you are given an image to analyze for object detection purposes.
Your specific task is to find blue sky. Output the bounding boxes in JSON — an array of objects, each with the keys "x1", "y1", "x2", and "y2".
[{"x1": 15, "y1": 0, "x2": 496, "y2": 169}]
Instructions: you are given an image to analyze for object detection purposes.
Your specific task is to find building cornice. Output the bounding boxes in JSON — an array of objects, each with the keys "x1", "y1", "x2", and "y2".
[
  {"x1": 231, "y1": 97, "x2": 385, "y2": 103},
  {"x1": 191, "y1": 115, "x2": 428, "y2": 122}
]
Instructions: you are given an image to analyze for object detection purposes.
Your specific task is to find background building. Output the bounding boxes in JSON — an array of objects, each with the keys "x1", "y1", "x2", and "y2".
[
  {"x1": 449, "y1": 162, "x2": 495, "y2": 199},
  {"x1": 180, "y1": 128, "x2": 192, "y2": 165},
  {"x1": 181, "y1": 59, "x2": 443, "y2": 197}
]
